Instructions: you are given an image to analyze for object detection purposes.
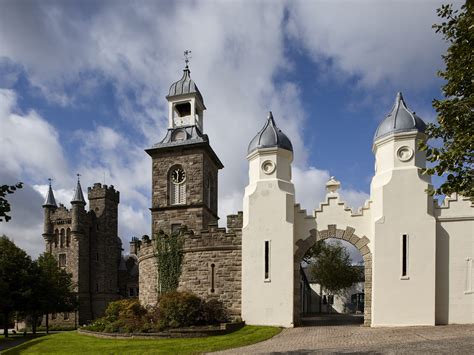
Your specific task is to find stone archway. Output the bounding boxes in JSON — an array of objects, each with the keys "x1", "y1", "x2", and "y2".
[{"x1": 294, "y1": 225, "x2": 372, "y2": 326}]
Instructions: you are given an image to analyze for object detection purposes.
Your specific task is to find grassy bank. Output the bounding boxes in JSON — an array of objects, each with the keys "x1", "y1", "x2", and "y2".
[{"x1": 3, "y1": 325, "x2": 281, "y2": 354}]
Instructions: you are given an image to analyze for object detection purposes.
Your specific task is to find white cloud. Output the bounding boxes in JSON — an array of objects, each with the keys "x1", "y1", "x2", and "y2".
[
  {"x1": 287, "y1": 0, "x2": 456, "y2": 90},
  {"x1": 0, "y1": 1, "x2": 396, "y2": 258}
]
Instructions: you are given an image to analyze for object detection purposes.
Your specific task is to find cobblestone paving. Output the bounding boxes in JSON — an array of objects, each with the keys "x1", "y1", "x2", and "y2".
[{"x1": 213, "y1": 324, "x2": 474, "y2": 354}]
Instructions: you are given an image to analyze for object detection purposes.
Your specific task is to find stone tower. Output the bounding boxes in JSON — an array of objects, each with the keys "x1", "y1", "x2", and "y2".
[
  {"x1": 42, "y1": 179, "x2": 122, "y2": 325},
  {"x1": 145, "y1": 64, "x2": 223, "y2": 235}
]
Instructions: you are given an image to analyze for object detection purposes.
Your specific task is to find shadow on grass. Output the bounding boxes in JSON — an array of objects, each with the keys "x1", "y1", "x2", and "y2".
[{"x1": 2, "y1": 337, "x2": 47, "y2": 354}]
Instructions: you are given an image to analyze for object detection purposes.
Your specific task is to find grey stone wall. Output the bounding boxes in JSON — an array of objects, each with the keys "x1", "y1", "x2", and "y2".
[{"x1": 137, "y1": 212, "x2": 243, "y2": 316}]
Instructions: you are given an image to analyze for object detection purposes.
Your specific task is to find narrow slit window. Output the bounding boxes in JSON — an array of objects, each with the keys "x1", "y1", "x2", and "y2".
[
  {"x1": 402, "y1": 234, "x2": 408, "y2": 277},
  {"x1": 264, "y1": 241, "x2": 270, "y2": 281},
  {"x1": 210, "y1": 263, "x2": 215, "y2": 293},
  {"x1": 465, "y1": 258, "x2": 473, "y2": 294}
]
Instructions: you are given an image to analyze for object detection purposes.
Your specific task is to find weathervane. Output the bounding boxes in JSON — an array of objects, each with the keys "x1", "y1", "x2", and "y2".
[
  {"x1": 184, "y1": 50, "x2": 192, "y2": 67},
  {"x1": 48, "y1": 178, "x2": 53, "y2": 186},
  {"x1": 77, "y1": 173, "x2": 81, "y2": 182}
]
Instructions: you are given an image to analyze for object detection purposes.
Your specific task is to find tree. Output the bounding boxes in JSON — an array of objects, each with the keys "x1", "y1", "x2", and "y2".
[
  {"x1": 0, "y1": 183, "x2": 23, "y2": 222},
  {"x1": 420, "y1": 3, "x2": 474, "y2": 198},
  {"x1": 304, "y1": 240, "x2": 361, "y2": 312},
  {"x1": 23, "y1": 253, "x2": 76, "y2": 334},
  {"x1": 0, "y1": 235, "x2": 32, "y2": 337}
]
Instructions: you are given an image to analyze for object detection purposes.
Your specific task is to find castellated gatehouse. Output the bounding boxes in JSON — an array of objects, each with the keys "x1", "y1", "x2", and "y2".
[{"x1": 43, "y1": 64, "x2": 473, "y2": 328}]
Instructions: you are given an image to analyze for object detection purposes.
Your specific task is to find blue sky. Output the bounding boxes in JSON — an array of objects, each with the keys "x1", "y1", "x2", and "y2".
[{"x1": 0, "y1": 0, "x2": 458, "y2": 258}]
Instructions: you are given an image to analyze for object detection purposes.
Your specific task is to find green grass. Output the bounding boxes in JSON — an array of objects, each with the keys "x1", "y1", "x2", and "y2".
[{"x1": 2, "y1": 326, "x2": 281, "y2": 354}]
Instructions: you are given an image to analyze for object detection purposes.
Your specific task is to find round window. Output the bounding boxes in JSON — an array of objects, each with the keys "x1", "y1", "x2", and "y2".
[{"x1": 261, "y1": 160, "x2": 276, "y2": 175}]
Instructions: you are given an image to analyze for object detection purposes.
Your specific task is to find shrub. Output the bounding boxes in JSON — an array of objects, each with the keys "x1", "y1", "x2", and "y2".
[
  {"x1": 158, "y1": 291, "x2": 202, "y2": 328},
  {"x1": 200, "y1": 298, "x2": 229, "y2": 325}
]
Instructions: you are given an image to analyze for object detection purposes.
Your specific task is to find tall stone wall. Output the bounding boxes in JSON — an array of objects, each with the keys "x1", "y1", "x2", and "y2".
[{"x1": 138, "y1": 213, "x2": 243, "y2": 316}]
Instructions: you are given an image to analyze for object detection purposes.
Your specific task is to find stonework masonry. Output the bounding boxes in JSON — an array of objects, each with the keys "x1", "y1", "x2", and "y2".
[{"x1": 137, "y1": 213, "x2": 242, "y2": 316}]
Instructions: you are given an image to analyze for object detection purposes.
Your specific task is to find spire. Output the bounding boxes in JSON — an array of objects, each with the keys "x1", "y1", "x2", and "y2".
[
  {"x1": 43, "y1": 178, "x2": 57, "y2": 208},
  {"x1": 71, "y1": 174, "x2": 86, "y2": 205}
]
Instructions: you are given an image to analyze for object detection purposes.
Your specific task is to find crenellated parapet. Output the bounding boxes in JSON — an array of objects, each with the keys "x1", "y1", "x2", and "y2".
[
  {"x1": 137, "y1": 212, "x2": 243, "y2": 315},
  {"x1": 88, "y1": 183, "x2": 120, "y2": 203},
  {"x1": 434, "y1": 193, "x2": 474, "y2": 221}
]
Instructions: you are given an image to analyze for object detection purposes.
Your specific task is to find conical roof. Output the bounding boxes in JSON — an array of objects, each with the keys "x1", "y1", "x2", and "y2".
[
  {"x1": 248, "y1": 112, "x2": 293, "y2": 155},
  {"x1": 167, "y1": 65, "x2": 204, "y2": 106},
  {"x1": 374, "y1": 92, "x2": 426, "y2": 142},
  {"x1": 71, "y1": 178, "x2": 86, "y2": 205},
  {"x1": 43, "y1": 182, "x2": 57, "y2": 208}
]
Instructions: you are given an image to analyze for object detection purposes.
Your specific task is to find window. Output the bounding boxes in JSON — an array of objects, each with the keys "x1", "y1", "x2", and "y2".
[
  {"x1": 401, "y1": 234, "x2": 409, "y2": 279},
  {"x1": 54, "y1": 230, "x2": 59, "y2": 248},
  {"x1": 465, "y1": 258, "x2": 473, "y2": 294},
  {"x1": 60, "y1": 229, "x2": 65, "y2": 248},
  {"x1": 63, "y1": 312, "x2": 69, "y2": 320},
  {"x1": 58, "y1": 254, "x2": 66, "y2": 268},
  {"x1": 169, "y1": 167, "x2": 186, "y2": 205},
  {"x1": 174, "y1": 102, "x2": 191, "y2": 117},
  {"x1": 264, "y1": 241, "x2": 270, "y2": 281},
  {"x1": 210, "y1": 263, "x2": 216, "y2": 293},
  {"x1": 66, "y1": 228, "x2": 71, "y2": 247}
]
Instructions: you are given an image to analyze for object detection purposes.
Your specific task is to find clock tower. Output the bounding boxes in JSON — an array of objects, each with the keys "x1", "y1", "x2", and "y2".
[{"x1": 146, "y1": 63, "x2": 223, "y2": 235}]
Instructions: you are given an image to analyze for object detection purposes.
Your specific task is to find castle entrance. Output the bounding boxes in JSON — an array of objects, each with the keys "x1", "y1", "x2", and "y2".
[{"x1": 294, "y1": 226, "x2": 372, "y2": 326}]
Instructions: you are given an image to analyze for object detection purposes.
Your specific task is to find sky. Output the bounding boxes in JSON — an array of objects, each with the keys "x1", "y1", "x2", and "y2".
[{"x1": 0, "y1": 0, "x2": 459, "y2": 260}]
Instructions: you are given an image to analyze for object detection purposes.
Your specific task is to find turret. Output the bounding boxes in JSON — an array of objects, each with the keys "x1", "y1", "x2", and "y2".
[
  {"x1": 242, "y1": 111, "x2": 296, "y2": 327},
  {"x1": 42, "y1": 179, "x2": 57, "y2": 245},
  {"x1": 370, "y1": 92, "x2": 436, "y2": 326},
  {"x1": 71, "y1": 175, "x2": 86, "y2": 234}
]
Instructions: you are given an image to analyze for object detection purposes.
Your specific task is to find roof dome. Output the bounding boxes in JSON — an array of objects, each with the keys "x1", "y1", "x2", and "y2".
[
  {"x1": 248, "y1": 112, "x2": 293, "y2": 155},
  {"x1": 167, "y1": 65, "x2": 204, "y2": 105},
  {"x1": 374, "y1": 92, "x2": 426, "y2": 142}
]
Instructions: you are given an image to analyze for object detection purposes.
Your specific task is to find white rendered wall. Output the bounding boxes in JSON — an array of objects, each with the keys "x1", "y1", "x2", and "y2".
[
  {"x1": 371, "y1": 132, "x2": 437, "y2": 326},
  {"x1": 435, "y1": 195, "x2": 474, "y2": 324},
  {"x1": 242, "y1": 148, "x2": 295, "y2": 327}
]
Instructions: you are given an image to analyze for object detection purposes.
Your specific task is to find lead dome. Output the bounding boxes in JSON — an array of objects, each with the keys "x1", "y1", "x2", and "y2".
[
  {"x1": 248, "y1": 112, "x2": 293, "y2": 155},
  {"x1": 374, "y1": 92, "x2": 426, "y2": 142}
]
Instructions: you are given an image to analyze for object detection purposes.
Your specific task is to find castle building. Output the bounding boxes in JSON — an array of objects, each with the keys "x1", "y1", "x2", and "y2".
[
  {"x1": 43, "y1": 64, "x2": 473, "y2": 328},
  {"x1": 42, "y1": 180, "x2": 137, "y2": 326}
]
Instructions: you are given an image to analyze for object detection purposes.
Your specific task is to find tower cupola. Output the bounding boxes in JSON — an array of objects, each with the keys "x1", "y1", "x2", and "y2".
[
  {"x1": 374, "y1": 92, "x2": 426, "y2": 142},
  {"x1": 247, "y1": 112, "x2": 293, "y2": 155}
]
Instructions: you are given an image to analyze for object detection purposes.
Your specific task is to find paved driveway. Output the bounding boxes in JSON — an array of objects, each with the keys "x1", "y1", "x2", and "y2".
[{"x1": 213, "y1": 324, "x2": 474, "y2": 354}]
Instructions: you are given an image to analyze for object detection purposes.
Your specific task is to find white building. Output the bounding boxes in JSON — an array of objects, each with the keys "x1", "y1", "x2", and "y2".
[{"x1": 242, "y1": 93, "x2": 473, "y2": 327}]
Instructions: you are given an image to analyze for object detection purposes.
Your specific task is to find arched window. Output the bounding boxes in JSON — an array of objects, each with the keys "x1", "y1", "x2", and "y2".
[
  {"x1": 60, "y1": 229, "x2": 65, "y2": 248},
  {"x1": 169, "y1": 166, "x2": 186, "y2": 205},
  {"x1": 66, "y1": 228, "x2": 71, "y2": 247},
  {"x1": 54, "y1": 229, "x2": 59, "y2": 248}
]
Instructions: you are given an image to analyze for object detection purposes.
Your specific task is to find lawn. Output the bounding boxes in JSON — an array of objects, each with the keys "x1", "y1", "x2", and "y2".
[{"x1": 2, "y1": 326, "x2": 281, "y2": 354}]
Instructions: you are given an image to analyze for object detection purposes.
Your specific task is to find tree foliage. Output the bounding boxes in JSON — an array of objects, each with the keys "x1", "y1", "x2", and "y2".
[
  {"x1": 305, "y1": 240, "x2": 361, "y2": 296},
  {"x1": 0, "y1": 236, "x2": 76, "y2": 336},
  {"x1": 154, "y1": 227, "x2": 185, "y2": 295},
  {"x1": 420, "y1": 3, "x2": 474, "y2": 198},
  {"x1": 0, "y1": 183, "x2": 23, "y2": 222},
  {"x1": 0, "y1": 235, "x2": 32, "y2": 337}
]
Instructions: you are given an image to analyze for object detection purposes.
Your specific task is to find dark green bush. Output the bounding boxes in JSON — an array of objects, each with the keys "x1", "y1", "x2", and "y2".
[
  {"x1": 158, "y1": 291, "x2": 202, "y2": 328},
  {"x1": 84, "y1": 292, "x2": 229, "y2": 333},
  {"x1": 200, "y1": 298, "x2": 229, "y2": 324}
]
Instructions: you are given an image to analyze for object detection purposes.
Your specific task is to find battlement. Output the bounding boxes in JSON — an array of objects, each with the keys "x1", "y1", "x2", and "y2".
[{"x1": 88, "y1": 183, "x2": 120, "y2": 203}]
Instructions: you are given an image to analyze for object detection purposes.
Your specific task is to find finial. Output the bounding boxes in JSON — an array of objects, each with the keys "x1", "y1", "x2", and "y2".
[
  {"x1": 48, "y1": 178, "x2": 52, "y2": 187},
  {"x1": 184, "y1": 50, "x2": 192, "y2": 68},
  {"x1": 326, "y1": 176, "x2": 341, "y2": 194}
]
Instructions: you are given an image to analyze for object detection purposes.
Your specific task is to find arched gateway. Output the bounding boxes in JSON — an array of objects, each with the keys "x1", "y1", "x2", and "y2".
[{"x1": 294, "y1": 226, "x2": 372, "y2": 326}]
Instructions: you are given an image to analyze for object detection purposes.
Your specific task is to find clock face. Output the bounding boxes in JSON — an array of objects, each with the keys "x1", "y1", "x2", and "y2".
[{"x1": 171, "y1": 168, "x2": 186, "y2": 184}]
